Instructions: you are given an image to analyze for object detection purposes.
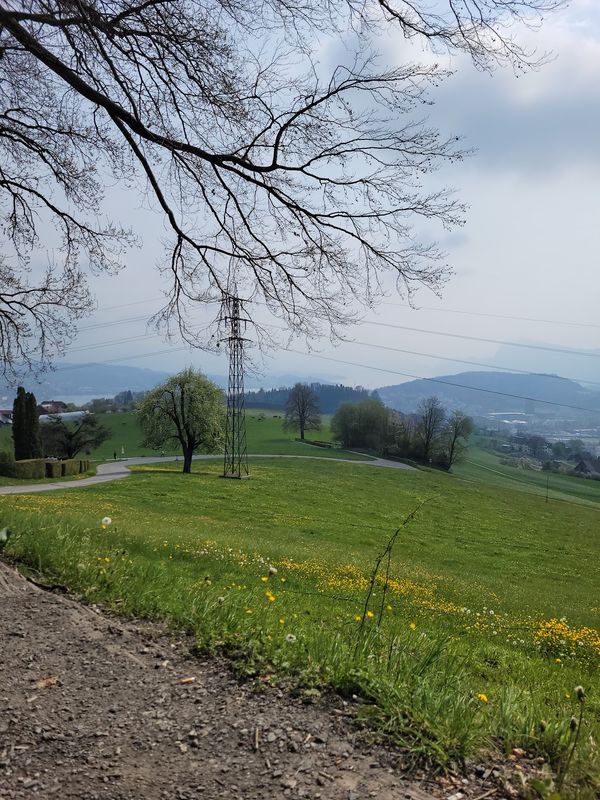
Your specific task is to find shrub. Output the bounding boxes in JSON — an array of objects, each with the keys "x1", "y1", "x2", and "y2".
[
  {"x1": 14, "y1": 459, "x2": 46, "y2": 479},
  {"x1": 0, "y1": 451, "x2": 15, "y2": 477},
  {"x1": 61, "y1": 459, "x2": 81, "y2": 476},
  {"x1": 45, "y1": 461, "x2": 62, "y2": 478}
]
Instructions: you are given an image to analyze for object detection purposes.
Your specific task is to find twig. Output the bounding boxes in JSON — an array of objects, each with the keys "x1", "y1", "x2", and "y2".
[
  {"x1": 253, "y1": 726, "x2": 260, "y2": 752},
  {"x1": 472, "y1": 790, "x2": 497, "y2": 800}
]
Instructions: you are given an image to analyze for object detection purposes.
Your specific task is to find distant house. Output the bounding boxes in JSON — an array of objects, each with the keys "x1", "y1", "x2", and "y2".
[
  {"x1": 574, "y1": 458, "x2": 600, "y2": 478},
  {"x1": 39, "y1": 400, "x2": 68, "y2": 415},
  {"x1": 0, "y1": 409, "x2": 12, "y2": 425}
]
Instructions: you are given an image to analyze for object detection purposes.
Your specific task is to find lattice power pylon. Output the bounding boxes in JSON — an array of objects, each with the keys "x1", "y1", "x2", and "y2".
[{"x1": 221, "y1": 293, "x2": 250, "y2": 479}]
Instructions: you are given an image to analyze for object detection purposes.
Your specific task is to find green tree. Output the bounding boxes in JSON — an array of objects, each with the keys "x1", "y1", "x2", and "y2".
[
  {"x1": 12, "y1": 387, "x2": 42, "y2": 460},
  {"x1": 283, "y1": 384, "x2": 321, "y2": 441},
  {"x1": 11, "y1": 386, "x2": 28, "y2": 460},
  {"x1": 41, "y1": 415, "x2": 110, "y2": 459},
  {"x1": 331, "y1": 397, "x2": 389, "y2": 452},
  {"x1": 138, "y1": 369, "x2": 225, "y2": 474},
  {"x1": 331, "y1": 403, "x2": 358, "y2": 449},
  {"x1": 25, "y1": 391, "x2": 43, "y2": 458},
  {"x1": 442, "y1": 410, "x2": 474, "y2": 470}
]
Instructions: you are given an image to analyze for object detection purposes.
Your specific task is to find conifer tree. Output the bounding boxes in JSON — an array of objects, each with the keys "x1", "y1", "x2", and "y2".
[
  {"x1": 11, "y1": 386, "x2": 27, "y2": 460},
  {"x1": 25, "y1": 391, "x2": 43, "y2": 459}
]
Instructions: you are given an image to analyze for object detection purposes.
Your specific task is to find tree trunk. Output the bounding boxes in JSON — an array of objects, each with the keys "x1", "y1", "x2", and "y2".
[
  {"x1": 300, "y1": 422, "x2": 305, "y2": 440},
  {"x1": 182, "y1": 446, "x2": 193, "y2": 473}
]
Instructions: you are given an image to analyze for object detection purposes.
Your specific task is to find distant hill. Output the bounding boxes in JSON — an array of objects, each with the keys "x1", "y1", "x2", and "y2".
[
  {"x1": 377, "y1": 371, "x2": 600, "y2": 417},
  {"x1": 0, "y1": 363, "x2": 171, "y2": 403}
]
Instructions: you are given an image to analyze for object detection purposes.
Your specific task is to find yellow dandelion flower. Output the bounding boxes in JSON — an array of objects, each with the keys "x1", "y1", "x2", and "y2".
[
  {"x1": 245, "y1": 608, "x2": 252, "y2": 614},
  {"x1": 477, "y1": 693, "x2": 488, "y2": 703},
  {"x1": 366, "y1": 610, "x2": 374, "y2": 618},
  {"x1": 409, "y1": 622, "x2": 416, "y2": 630},
  {"x1": 261, "y1": 576, "x2": 268, "y2": 582},
  {"x1": 555, "y1": 658, "x2": 561, "y2": 664},
  {"x1": 386, "y1": 605, "x2": 392, "y2": 611},
  {"x1": 279, "y1": 618, "x2": 285, "y2": 625},
  {"x1": 354, "y1": 615, "x2": 361, "y2": 622}
]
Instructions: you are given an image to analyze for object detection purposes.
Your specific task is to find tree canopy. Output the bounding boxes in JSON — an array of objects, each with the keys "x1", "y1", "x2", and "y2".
[
  {"x1": 41, "y1": 414, "x2": 110, "y2": 459},
  {"x1": 283, "y1": 383, "x2": 321, "y2": 441},
  {"x1": 138, "y1": 368, "x2": 225, "y2": 473},
  {"x1": 0, "y1": 0, "x2": 561, "y2": 371},
  {"x1": 12, "y1": 386, "x2": 42, "y2": 460}
]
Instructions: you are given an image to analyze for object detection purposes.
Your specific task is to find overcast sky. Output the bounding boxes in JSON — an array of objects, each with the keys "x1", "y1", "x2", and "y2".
[{"x1": 65, "y1": 0, "x2": 600, "y2": 390}]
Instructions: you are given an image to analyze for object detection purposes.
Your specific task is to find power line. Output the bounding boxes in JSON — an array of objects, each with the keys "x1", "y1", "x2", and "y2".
[
  {"x1": 284, "y1": 349, "x2": 600, "y2": 413},
  {"x1": 364, "y1": 321, "x2": 600, "y2": 359},
  {"x1": 350, "y1": 339, "x2": 600, "y2": 388},
  {"x1": 100, "y1": 296, "x2": 163, "y2": 312},
  {"x1": 384, "y1": 302, "x2": 600, "y2": 330},
  {"x1": 79, "y1": 313, "x2": 152, "y2": 332}
]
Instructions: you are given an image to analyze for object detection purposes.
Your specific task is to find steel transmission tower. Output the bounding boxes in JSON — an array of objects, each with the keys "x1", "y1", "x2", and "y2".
[{"x1": 221, "y1": 294, "x2": 250, "y2": 479}]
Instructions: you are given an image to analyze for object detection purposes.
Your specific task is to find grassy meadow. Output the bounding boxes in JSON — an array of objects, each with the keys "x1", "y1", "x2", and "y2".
[
  {"x1": 0, "y1": 409, "x2": 372, "y2": 465},
  {"x1": 1, "y1": 440, "x2": 599, "y2": 795},
  {"x1": 454, "y1": 447, "x2": 600, "y2": 509}
]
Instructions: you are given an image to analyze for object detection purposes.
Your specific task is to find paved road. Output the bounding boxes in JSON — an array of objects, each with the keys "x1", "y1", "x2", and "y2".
[{"x1": 0, "y1": 454, "x2": 415, "y2": 495}]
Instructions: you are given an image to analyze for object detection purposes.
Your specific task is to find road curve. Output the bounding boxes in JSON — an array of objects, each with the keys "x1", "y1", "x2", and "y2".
[{"x1": 0, "y1": 454, "x2": 415, "y2": 495}]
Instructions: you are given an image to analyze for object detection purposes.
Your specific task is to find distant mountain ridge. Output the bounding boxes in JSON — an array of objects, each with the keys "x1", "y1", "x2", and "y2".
[
  {"x1": 377, "y1": 371, "x2": 600, "y2": 417},
  {"x1": 0, "y1": 363, "x2": 172, "y2": 403}
]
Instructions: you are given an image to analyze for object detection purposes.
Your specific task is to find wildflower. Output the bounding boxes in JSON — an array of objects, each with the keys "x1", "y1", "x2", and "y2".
[
  {"x1": 268, "y1": 566, "x2": 278, "y2": 575},
  {"x1": 354, "y1": 615, "x2": 361, "y2": 622},
  {"x1": 409, "y1": 622, "x2": 416, "y2": 630},
  {"x1": 574, "y1": 685, "x2": 585, "y2": 701},
  {"x1": 386, "y1": 604, "x2": 392, "y2": 611},
  {"x1": 280, "y1": 577, "x2": 286, "y2": 583},
  {"x1": 279, "y1": 618, "x2": 285, "y2": 625},
  {"x1": 477, "y1": 693, "x2": 489, "y2": 703},
  {"x1": 101, "y1": 516, "x2": 112, "y2": 529},
  {"x1": 245, "y1": 608, "x2": 252, "y2": 614},
  {"x1": 217, "y1": 596, "x2": 225, "y2": 604},
  {"x1": 366, "y1": 610, "x2": 374, "y2": 618},
  {"x1": 555, "y1": 658, "x2": 561, "y2": 664},
  {"x1": 265, "y1": 591, "x2": 275, "y2": 602},
  {"x1": 565, "y1": 693, "x2": 571, "y2": 699},
  {"x1": 104, "y1": 557, "x2": 111, "y2": 563},
  {"x1": 261, "y1": 576, "x2": 268, "y2": 582},
  {"x1": 285, "y1": 634, "x2": 297, "y2": 643}
]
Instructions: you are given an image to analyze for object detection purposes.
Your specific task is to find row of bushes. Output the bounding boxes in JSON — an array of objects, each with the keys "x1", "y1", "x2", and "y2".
[{"x1": 0, "y1": 452, "x2": 90, "y2": 479}]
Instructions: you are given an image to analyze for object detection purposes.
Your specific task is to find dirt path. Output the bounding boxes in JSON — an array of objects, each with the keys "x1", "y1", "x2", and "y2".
[
  {"x1": 0, "y1": 454, "x2": 414, "y2": 496},
  {"x1": 0, "y1": 561, "x2": 508, "y2": 800}
]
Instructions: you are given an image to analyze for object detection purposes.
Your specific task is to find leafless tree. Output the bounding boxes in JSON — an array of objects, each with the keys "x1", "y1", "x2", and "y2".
[
  {"x1": 0, "y1": 0, "x2": 562, "y2": 372},
  {"x1": 416, "y1": 395, "x2": 446, "y2": 462},
  {"x1": 443, "y1": 409, "x2": 474, "y2": 469},
  {"x1": 283, "y1": 383, "x2": 321, "y2": 441}
]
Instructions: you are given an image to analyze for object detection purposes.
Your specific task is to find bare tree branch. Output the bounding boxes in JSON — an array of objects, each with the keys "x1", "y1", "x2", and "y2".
[{"x1": 0, "y1": 0, "x2": 560, "y2": 370}]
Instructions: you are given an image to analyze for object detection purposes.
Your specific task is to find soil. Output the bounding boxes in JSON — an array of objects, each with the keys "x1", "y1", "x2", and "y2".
[{"x1": 0, "y1": 560, "x2": 516, "y2": 800}]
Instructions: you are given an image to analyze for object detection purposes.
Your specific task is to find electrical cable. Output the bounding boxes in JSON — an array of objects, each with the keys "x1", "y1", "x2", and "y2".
[
  {"x1": 364, "y1": 321, "x2": 600, "y2": 359},
  {"x1": 384, "y1": 302, "x2": 600, "y2": 330},
  {"x1": 283, "y1": 349, "x2": 600, "y2": 413}
]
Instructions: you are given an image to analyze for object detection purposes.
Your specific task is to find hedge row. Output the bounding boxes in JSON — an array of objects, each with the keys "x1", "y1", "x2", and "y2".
[{"x1": 0, "y1": 452, "x2": 90, "y2": 479}]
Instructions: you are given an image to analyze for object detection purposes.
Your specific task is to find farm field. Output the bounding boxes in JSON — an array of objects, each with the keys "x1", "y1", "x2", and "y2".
[
  {"x1": 1, "y1": 455, "x2": 598, "y2": 796},
  {"x1": 0, "y1": 409, "x2": 372, "y2": 486},
  {"x1": 454, "y1": 447, "x2": 600, "y2": 508}
]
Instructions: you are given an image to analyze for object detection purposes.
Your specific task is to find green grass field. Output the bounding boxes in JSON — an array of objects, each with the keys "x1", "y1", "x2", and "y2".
[
  {"x1": 1, "y1": 448, "x2": 598, "y2": 795},
  {"x1": 0, "y1": 409, "x2": 371, "y2": 485},
  {"x1": 454, "y1": 447, "x2": 600, "y2": 509}
]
